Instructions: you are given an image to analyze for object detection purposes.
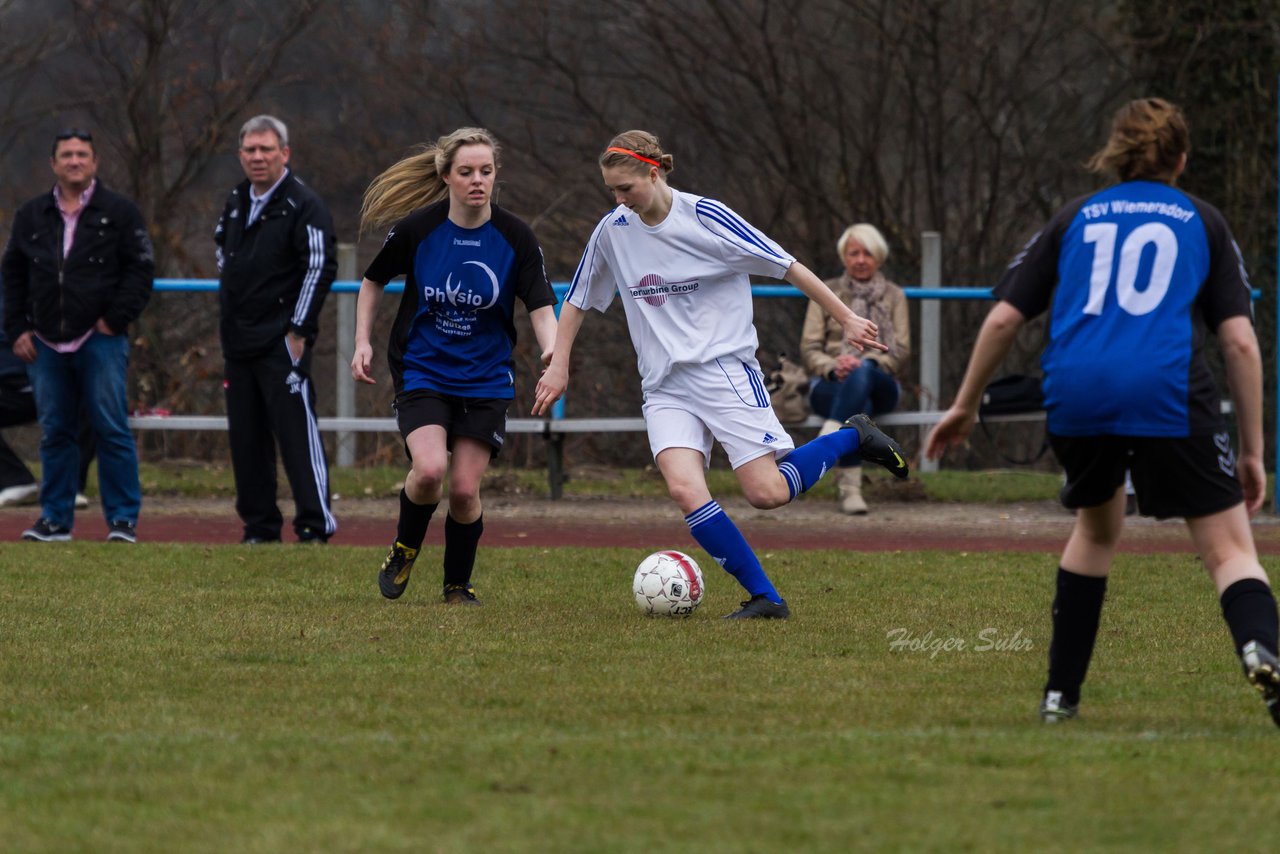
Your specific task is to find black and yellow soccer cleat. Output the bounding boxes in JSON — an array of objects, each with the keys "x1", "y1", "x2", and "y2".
[
  {"x1": 842, "y1": 413, "x2": 910, "y2": 479},
  {"x1": 1241, "y1": 641, "x2": 1280, "y2": 728},
  {"x1": 722, "y1": 594, "x2": 790, "y2": 620},
  {"x1": 442, "y1": 583, "x2": 481, "y2": 606},
  {"x1": 378, "y1": 541, "x2": 419, "y2": 600}
]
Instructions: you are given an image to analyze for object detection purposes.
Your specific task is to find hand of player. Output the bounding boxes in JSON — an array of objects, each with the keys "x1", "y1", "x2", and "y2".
[
  {"x1": 1238, "y1": 452, "x2": 1266, "y2": 516},
  {"x1": 924, "y1": 406, "x2": 977, "y2": 460},
  {"x1": 842, "y1": 313, "x2": 888, "y2": 353},
  {"x1": 350, "y1": 341, "x2": 375, "y2": 384},
  {"x1": 94, "y1": 318, "x2": 116, "y2": 336},
  {"x1": 533, "y1": 362, "x2": 567, "y2": 416},
  {"x1": 540, "y1": 346, "x2": 555, "y2": 368},
  {"x1": 12, "y1": 331, "x2": 36, "y2": 363}
]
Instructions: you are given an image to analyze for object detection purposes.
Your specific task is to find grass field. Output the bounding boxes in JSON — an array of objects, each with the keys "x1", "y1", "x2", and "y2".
[{"x1": 2, "y1": 542, "x2": 1276, "y2": 852}]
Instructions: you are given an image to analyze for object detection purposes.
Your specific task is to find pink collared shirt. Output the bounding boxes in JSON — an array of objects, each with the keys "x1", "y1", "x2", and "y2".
[
  {"x1": 54, "y1": 179, "x2": 96, "y2": 256},
  {"x1": 39, "y1": 180, "x2": 100, "y2": 353}
]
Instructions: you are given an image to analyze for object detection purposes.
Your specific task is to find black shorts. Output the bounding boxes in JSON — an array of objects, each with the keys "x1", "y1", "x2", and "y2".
[
  {"x1": 1050, "y1": 431, "x2": 1243, "y2": 520},
  {"x1": 393, "y1": 390, "x2": 510, "y2": 458}
]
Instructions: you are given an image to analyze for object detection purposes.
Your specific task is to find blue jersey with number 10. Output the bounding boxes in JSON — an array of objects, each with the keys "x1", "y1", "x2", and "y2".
[{"x1": 995, "y1": 180, "x2": 1251, "y2": 438}]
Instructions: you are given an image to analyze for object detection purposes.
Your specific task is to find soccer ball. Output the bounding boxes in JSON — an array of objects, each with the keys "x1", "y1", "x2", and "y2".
[{"x1": 632, "y1": 550, "x2": 705, "y2": 617}]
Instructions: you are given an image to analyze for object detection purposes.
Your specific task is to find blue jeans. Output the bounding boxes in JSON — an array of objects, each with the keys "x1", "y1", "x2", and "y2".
[
  {"x1": 28, "y1": 333, "x2": 141, "y2": 528},
  {"x1": 809, "y1": 361, "x2": 900, "y2": 466}
]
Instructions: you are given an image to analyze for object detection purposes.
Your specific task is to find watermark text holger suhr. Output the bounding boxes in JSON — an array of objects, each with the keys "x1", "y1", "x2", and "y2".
[{"x1": 886, "y1": 627, "x2": 1034, "y2": 659}]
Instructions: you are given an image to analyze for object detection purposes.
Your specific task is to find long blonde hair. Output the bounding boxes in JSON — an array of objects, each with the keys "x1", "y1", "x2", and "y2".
[
  {"x1": 360, "y1": 127, "x2": 500, "y2": 233},
  {"x1": 1086, "y1": 98, "x2": 1189, "y2": 183},
  {"x1": 598, "y1": 130, "x2": 674, "y2": 176}
]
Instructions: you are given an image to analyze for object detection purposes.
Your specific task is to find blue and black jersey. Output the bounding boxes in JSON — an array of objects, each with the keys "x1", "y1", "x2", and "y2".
[
  {"x1": 995, "y1": 180, "x2": 1252, "y2": 438},
  {"x1": 364, "y1": 201, "x2": 556, "y2": 398}
]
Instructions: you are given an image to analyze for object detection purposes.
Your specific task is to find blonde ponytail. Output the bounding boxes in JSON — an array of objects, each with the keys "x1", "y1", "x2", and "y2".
[{"x1": 360, "y1": 127, "x2": 501, "y2": 234}]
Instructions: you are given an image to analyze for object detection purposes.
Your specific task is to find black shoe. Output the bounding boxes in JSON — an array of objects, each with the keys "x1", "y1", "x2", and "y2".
[
  {"x1": 1039, "y1": 690, "x2": 1078, "y2": 723},
  {"x1": 106, "y1": 519, "x2": 137, "y2": 543},
  {"x1": 298, "y1": 527, "x2": 329, "y2": 544},
  {"x1": 1241, "y1": 641, "x2": 1280, "y2": 728},
  {"x1": 722, "y1": 594, "x2": 790, "y2": 620},
  {"x1": 842, "y1": 414, "x2": 909, "y2": 479},
  {"x1": 443, "y1": 583, "x2": 481, "y2": 606},
  {"x1": 378, "y1": 541, "x2": 418, "y2": 600},
  {"x1": 21, "y1": 518, "x2": 72, "y2": 542}
]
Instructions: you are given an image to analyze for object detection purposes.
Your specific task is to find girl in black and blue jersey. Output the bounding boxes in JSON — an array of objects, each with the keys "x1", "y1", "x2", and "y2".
[
  {"x1": 352, "y1": 128, "x2": 558, "y2": 605},
  {"x1": 926, "y1": 98, "x2": 1279, "y2": 727}
]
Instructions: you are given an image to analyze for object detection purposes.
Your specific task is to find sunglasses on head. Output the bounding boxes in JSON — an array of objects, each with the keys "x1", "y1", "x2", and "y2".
[{"x1": 51, "y1": 129, "x2": 94, "y2": 156}]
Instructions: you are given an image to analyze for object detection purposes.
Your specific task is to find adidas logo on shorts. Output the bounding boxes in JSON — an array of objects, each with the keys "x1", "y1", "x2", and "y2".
[{"x1": 762, "y1": 432, "x2": 778, "y2": 444}]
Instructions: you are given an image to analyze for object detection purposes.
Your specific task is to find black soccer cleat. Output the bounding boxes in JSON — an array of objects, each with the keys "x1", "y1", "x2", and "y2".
[
  {"x1": 722, "y1": 594, "x2": 790, "y2": 620},
  {"x1": 1039, "y1": 690, "x2": 1078, "y2": 723},
  {"x1": 443, "y1": 583, "x2": 481, "y2": 606},
  {"x1": 842, "y1": 414, "x2": 909, "y2": 479},
  {"x1": 378, "y1": 541, "x2": 418, "y2": 600},
  {"x1": 1240, "y1": 641, "x2": 1280, "y2": 728}
]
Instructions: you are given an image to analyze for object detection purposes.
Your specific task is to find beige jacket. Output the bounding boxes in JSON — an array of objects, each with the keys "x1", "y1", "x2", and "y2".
[{"x1": 800, "y1": 273, "x2": 910, "y2": 379}]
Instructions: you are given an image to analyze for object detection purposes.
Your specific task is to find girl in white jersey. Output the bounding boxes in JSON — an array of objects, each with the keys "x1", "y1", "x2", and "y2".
[{"x1": 534, "y1": 130, "x2": 909, "y2": 619}]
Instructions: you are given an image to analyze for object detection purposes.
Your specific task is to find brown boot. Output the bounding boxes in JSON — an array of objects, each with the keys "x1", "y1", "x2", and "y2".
[{"x1": 837, "y1": 466, "x2": 868, "y2": 515}]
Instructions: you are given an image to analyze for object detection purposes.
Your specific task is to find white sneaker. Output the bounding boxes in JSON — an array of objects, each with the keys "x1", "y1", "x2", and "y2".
[
  {"x1": 0, "y1": 483, "x2": 39, "y2": 507},
  {"x1": 75, "y1": 493, "x2": 90, "y2": 509}
]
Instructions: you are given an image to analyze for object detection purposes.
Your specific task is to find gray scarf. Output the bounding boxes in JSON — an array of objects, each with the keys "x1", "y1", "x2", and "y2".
[{"x1": 841, "y1": 272, "x2": 897, "y2": 357}]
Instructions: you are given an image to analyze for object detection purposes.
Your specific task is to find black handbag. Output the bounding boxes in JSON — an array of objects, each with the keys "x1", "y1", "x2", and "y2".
[
  {"x1": 978, "y1": 374, "x2": 1048, "y2": 464},
  {"x1": 979, "y1": 374, "x2": 1044, "y2": 415}
]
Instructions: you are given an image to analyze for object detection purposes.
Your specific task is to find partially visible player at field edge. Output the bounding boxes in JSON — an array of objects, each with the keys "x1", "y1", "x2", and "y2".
[
  {"x1": 353, "y1": 128, "x2": 558, "y2": 605},
  {"x1": 925, "y1": 97, "x2": 1280, "y2": 727},
  {"x1": 533, "y1": 130, "x2": 909, "y2": 620}
]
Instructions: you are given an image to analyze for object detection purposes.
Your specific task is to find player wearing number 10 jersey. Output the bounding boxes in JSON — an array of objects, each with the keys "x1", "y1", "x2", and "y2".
[
  {"x1": 925, "y1": 98, "x2": 1280, "y2": 727},
  {"x1": 1002, "y1": 167, "x2": 1248, "y2": 438}
]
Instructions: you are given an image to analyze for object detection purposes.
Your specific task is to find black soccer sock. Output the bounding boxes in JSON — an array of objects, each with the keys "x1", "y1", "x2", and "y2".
[
  {"x1": 1219, "y1": 578, "x2": 1280, "y2": 657},
  {"x1": 1044, "y1": 567, "x2": 1108, "y2": 706},
  {"x1": 396, "y1": 489, "x2": 437, "y2": 551},
  {"x1": 443, "y1": 513, "x2": 484, "y2": 588}
]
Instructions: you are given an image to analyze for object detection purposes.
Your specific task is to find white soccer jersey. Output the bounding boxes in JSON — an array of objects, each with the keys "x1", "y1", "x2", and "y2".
[{"x1": 565, "y1": 189, "x2": 795, "y2": 391}]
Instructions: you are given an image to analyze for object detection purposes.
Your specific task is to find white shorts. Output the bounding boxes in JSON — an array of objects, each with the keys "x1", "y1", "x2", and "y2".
[{"x1": 641, "y1": 357, "x2": 795, "y2": 469}]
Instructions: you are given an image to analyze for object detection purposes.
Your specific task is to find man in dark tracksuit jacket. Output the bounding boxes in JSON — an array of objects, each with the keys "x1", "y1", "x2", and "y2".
[{"x1": 215, "y1": 115, "x2": 337, "y2": 543}]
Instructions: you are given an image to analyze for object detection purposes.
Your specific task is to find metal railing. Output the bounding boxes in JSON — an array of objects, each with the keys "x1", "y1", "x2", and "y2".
[
  {"x1": 143, "y1": 232, "x2": 1260, "y2": 483},
  {"x1": 149, "y1": 232, "x2": 979, "y2": 473}
]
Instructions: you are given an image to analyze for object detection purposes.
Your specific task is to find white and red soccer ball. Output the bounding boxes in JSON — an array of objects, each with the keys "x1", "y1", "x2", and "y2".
[{"x1": 632, "y1": 550, "x2": 704, "y2": 617}]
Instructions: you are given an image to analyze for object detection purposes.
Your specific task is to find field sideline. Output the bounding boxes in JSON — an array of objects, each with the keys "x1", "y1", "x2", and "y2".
[{"x1": 2, "y1": 542, "x2": 1276, "y2": 852}]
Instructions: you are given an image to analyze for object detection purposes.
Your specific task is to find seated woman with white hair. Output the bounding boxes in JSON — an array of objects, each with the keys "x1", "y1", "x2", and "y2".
[{"x1": 800, "y1": 223, "x2": 911, "y2": 514}]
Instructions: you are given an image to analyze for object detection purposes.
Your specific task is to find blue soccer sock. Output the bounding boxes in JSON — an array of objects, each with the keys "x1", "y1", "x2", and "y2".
[
  {"x1": 685, "y1": 500, "x2": 781, "y2": 603},
  {"x1": 776, "y1": 428, "x2": 861, "y2": 501}
]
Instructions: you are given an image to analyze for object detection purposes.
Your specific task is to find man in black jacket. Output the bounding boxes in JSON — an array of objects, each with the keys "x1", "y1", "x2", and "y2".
[
  {"x1": 1, "y1": 128, "x2": 152, "y2": 542},
  {"x1": 215, "y1": 115, "x2": 337, "y2": 543}
]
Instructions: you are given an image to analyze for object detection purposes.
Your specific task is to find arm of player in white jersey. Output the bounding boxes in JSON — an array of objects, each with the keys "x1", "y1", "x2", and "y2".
[
  {"x1": 783, "y1": 262, "x2": 888, "y2": 353},
  {"x1": 533, "y1": 303, "x2": 588, "y2": 415}
]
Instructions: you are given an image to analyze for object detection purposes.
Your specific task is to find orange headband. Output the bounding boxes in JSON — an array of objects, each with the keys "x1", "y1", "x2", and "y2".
[{"x1": 606, "y1": 146, "x2": 662, "y2": 168}]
